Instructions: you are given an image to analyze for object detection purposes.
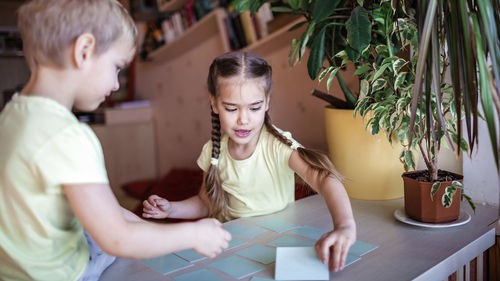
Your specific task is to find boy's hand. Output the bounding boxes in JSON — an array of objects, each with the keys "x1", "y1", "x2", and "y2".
[
  {"x1": 142, "y1": 195, "x2": 171, "y2": 219},
  {"x1": 193, "y1": 218, "x2": 231, "y2": 258},
  {"x1": 315, "y1": 225, "x2": 356, "y2": 272}
]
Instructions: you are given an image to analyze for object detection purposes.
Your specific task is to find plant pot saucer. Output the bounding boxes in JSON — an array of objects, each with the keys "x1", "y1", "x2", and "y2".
[{"x1": 394, "y1": 208, "x2": 471, "y2": 228}]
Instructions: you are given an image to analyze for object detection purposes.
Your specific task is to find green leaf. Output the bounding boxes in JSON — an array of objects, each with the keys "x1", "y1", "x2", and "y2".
[
  {"x1": 461, "y1": 193, "x2": 476, "y2": 213},
  {"x1": 430, "y1": 182, "x2": 440, "y2": 200},
  {"x1": 307, "y1": 26, "x2": 327, "y2": 79},
  {"x1": 404, "y1": 150, "x2": 415, "y2": 170},
  {"x1": 288, "y1": 0, "x2": 300, "y2": 10},
  {"x1": 358, "y1": 79, "x2": 370, "y2": 101},
  {"x1": 452, "y1": 181, "x2": 463, "y2": 189},
  {"x1": 326, "y1": 68, "x2": 339, "y2": 91},
  {"x1": 371, "y1": 78, "x2": 386, "y2": 92},
  {"x1": 354, "y1": 65, "x2": 371, "y2": 76},
  {"x1": 335, "y1": 50, "x2": 347, "y2": 58},
  {"x1": 288, "y1": 38, "x2": 301, "y2": 67},
  {"x1": 271, "y1": 6, "x2": 297, "y2": 13},
  {"x1": 442, "y1": 186, "x2": 457, "y2": 208},
  {"x1": 318, "y1": 66, "x2": 333, "y2": 82},
  {"x1": 345, "y1": 45, "x2": 361, "y2": 62},
  {"x1": 235, "y1": 0, "x2": 253, "y2": 12},
  {"x1": 392, "y1": 58, "x2": 407, "y2": 73},
  {"x1": 312, "y1": 0, "x2": 341, "y2": 23},
  {"x1": 346, "y1": 7, "x2": 371, "y2": 55},
  {"x1": 395, "y1": 72, "x2": 407, "y2": 90},
  {"x1": 372, "y1": 63, "x2": 391, "y2": 81}
]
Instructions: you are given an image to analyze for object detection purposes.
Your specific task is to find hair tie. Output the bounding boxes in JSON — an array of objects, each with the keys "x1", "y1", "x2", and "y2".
[
  {"x1": 210, "y1": 157, "x2": 219, "y2": 166},
  {"x1": 291, "y1": 141, "x2": 301, "y2": 150}
]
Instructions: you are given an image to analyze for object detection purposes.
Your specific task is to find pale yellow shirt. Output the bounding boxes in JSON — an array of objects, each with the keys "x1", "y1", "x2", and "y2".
[
  {"x1": 0, "y1": 94, "x2": 108, "y2": 281},
  {"x1": 197, "y1": 126, "x2": 296, "y2": 218}
]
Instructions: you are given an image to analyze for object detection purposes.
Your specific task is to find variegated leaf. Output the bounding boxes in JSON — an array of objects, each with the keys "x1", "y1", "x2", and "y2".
[
  {"x1": 371, "y1": 78, "x2": 386, "y2": 92},
  {"x1": 442, "y1": 186, "x2": 457, "y2": 208},
  {"x1": 430, "y1": 182, "x2": 440, "y2": 200}
]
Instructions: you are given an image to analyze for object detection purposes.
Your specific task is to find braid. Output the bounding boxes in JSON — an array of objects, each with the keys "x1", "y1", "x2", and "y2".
[
  {"x1": 204, "y1": 110, "x2": 232, "y2": 221},
  {"x1": 264, "y1": 112, "x2": 344, "y2": 183}
]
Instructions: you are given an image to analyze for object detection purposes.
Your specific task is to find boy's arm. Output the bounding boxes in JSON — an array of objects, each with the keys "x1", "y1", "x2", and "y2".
[
  {"x1": 64, "y1": 183, "x2": 230, "y2": 259},
  {"x1": 288, "y1": 150, "x2": 356, "y2": 271}
]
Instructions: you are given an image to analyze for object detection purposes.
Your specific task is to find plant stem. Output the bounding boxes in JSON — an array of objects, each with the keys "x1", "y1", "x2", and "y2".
[{"x1": 336, "y1": 72, "x2": 357, "y2": 107}]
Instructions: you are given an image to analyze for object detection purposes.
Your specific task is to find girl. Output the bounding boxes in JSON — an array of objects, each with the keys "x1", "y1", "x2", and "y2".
[{"x1": 143, "y1": 51, "x2": 356, "y2": 272}]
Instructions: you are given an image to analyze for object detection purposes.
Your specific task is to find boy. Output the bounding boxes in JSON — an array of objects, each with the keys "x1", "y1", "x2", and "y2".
[{"x1": 0, "y1": 1, "x2": 230, "y2": 280}]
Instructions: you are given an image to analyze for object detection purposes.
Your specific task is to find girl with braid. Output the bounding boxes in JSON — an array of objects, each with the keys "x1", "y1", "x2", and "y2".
[{"x1": 142, "y1": 51, "x2": 356, "y2": 272}]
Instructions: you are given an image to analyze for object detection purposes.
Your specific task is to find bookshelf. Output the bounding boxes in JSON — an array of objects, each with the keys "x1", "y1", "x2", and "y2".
[
  {"x1": 149, "y1": 8, "x2": 230, "y2": 63},
  {"x1": 157, "y1": 0, "x2": 190, "y2": 13}
]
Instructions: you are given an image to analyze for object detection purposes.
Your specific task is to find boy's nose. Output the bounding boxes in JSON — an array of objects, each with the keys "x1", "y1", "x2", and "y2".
[{"x1": 112, "y1": 79, "x2": 120, "y2": 92}]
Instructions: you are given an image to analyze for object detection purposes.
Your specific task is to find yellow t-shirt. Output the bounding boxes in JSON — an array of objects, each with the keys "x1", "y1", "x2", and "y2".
[
  {"x1": 0, "y1": 94, "x2": 108, "y2": 281},
  {"x1": 197, "y1": 126, "x2": 296, "y2": 218}
]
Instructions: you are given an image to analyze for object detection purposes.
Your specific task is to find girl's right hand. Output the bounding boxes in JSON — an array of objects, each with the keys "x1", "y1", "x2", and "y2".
[
  {"x1": 142, "y1": 195, "x2": 171, "y2": 219},
  {"x1": 192, "y1": 218, "x2": 231, "y2": 258}
]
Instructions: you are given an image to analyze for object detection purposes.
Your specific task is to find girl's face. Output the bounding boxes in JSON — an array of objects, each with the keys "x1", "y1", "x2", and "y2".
[{"x1": 210, "y1": 78, "x2": 270, "y2": 150}]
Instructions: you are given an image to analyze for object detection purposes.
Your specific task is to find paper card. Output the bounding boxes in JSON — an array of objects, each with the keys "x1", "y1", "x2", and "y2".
[
  {"x1": 173, "y1": 269, "x2": 224, "y2": 281},
  {"x1": 235, "y1": 245, "x2": 276, "y2": 264},
  {"x1": 345, "y1": 254, "x2": 361, "y2": 267},
  {"x1": 174, "y1": 249, "x2": 206, "y2": 262},
  {"x1": 287, "y1": 225, "x2": 330, "y2": 240},
  {"x1": 256, "y1": 218, "x2": 299, "y2": 233},
  {"x1": 267, "y1": 236, "x2": 315, "y2": 247},
  {"x1": 209, "y1": 256, "x2": 265, "y2": 279},
  {"x1": 348, "y1": 241, "x2": 378, "y2": 256},
  {"x1": 250, "y1": 277, "x2": 274, "y2": 281},
  {"x1": 275, "y1": 247, "x2": 329, "y2": 280},
  {"x1": 141, "y1": 254, "x2": 193, "y2": 275},
  {"x1": 225, "y1": 237, "x2": 247, "y2": 251},
  {"x1": 224, "y1": 224, "x2": 267, "y2": 239}
]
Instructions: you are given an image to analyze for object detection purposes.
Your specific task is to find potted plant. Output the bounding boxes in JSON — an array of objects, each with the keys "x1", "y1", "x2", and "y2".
[
  {"x1": 235, "y1": 0, "x2": 416, "y2": 200},
  {"x1": 399, "y1": 0, "x2": 499, "y2": 222}
]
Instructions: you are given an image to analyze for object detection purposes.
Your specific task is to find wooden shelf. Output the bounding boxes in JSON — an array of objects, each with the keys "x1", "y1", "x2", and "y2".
[
  {"x1": 245, "y1": 17, "x2": 305, "y2": 55},
  {"x1": 157, "y1": 0, "x2": 189, "y2": 13},
  {"x1": 148, "y1": 8, "x2": 229, "y2": 63}
]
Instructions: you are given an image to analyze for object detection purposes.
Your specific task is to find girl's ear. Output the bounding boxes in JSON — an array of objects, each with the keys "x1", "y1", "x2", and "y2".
[
  {"x1": 265, "y1": 95, "x2": 271, "y2": 111},
  {"x1": 72, "y1": 33, "x2": 96, "y2": 69},
  {"x1": 209, "y1": 95, "x2": 219, "y2": 114}
]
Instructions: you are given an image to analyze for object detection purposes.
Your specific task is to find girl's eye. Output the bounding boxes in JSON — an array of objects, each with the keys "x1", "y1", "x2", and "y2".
[
  {"x1": 250, "y1": 107, "x2": 262, "y2": 111},
  {"x1": 224, "y1": 107, "x2": 237, "y2": 112}
]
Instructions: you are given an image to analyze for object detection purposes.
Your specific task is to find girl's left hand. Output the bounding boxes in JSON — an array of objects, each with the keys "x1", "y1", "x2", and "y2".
[{"x1": 314, "y1": 225, "x2": 356, "y2": 272}]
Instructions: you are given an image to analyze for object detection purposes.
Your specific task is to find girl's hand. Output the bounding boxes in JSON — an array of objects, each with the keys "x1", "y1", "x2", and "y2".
[
  {"x1": 192, "y1": 218, "x2": 231, "y2": 258},
  {"x1": 142, "y1": 195, "x2": 171, "y2": 219},
  {"x1": 315, "y1": 225, "x2": 356, "y2": 272}
]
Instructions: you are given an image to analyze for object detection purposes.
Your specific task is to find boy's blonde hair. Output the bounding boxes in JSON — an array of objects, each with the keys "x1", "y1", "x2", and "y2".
[{"x1": 18, "y1": 0, "x2": 138, "y2": 69}]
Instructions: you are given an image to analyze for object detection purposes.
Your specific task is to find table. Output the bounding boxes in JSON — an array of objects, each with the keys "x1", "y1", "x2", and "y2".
[{"x1": 100, "y1": 195, "x2": 498, "y2": 281}]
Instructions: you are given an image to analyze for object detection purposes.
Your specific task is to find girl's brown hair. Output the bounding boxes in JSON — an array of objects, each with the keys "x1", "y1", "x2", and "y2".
[{"x1": 205, "y1": 51, "x2": 342, "y2": 221}]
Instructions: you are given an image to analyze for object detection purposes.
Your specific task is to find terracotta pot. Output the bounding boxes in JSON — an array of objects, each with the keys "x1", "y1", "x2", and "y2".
[{"x1": 402, "y1": 170, "x2": 463, "y2": 223}]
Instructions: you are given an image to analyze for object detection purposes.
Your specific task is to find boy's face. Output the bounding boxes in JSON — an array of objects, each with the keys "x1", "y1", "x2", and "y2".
[
  {"x1": 210, "y1": 78, "x2": 270, "y2": 149},
  {"x1": 74, "y1": 39, "x2": 134, "y2": 111}
]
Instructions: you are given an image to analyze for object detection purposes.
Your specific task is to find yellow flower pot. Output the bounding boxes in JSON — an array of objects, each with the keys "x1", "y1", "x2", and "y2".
[{"x1": 324, "y1": 107, "x2": 406, "y2": 200}]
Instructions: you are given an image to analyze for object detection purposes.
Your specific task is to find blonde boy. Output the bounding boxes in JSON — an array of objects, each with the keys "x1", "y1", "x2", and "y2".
[{"x1": 0, "y1": 1, "x2": 230, "y2": 280}]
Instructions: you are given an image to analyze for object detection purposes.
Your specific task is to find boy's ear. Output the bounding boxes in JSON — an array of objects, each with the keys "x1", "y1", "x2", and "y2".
[
  {"x1": 209, "y1": 95, "x2": 219, "y2": 114},
  {"x1": 73, "y1": 33, "x2": 96, "y2": 68}
]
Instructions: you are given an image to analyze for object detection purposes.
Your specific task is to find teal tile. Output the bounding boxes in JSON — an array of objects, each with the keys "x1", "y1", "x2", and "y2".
[
  {"x1": 224, "y1": 224, "x2": 267, "y2": 239},
  {"x1": 267, "y1": 236, "x2": 315, "y2": 247},
  {"x1": 225, "y1": 237, "x2": 247, "y2": 251},
  {"x1": 236, "y1": 245, "x2": 276, "y2": 264},
  {"x1": 287, "y1": 225, "x2": 329, "y2": 240},
  {"x1": 141, "y1": 254, "x2": 192, "y2": 275},
  {"x1": 174, "y1": 249, "x2": 206, "y2": 262},
  {"x1": 256, "y1": 218, "x2": 299, "y2": 233},
  {"x1": 348, "y1": 241, "x2": 378, "y2": 256},
  {"x1": 173, "y1": 269, "x2": 223, "y2": 281},
  {"x1": 209, "y1": 255, "x2": 264, "y2": 279}
]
